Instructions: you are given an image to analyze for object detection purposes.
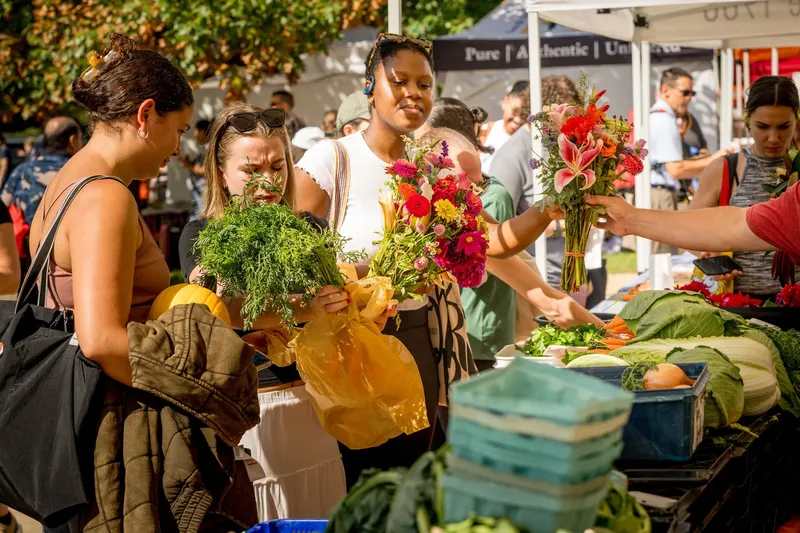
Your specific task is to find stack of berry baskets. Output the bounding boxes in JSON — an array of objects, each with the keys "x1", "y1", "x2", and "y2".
[{"x1": 442, "y1": 357, "x2": 634, "y2": 533}]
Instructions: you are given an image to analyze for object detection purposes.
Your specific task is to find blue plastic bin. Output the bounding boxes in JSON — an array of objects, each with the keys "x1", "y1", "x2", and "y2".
[
  {"x1": 442, "y1": 472, "x2": 608, "y2": 533},
  {"x1": 571, "y1": 363, "x2": 710, "y2": 462},
  {"x1": 450, "y1": 357, "x2": 634, "y2": 426},
  {"x1": 245, "y1": 520, "x2": 328, "y2": 533}
]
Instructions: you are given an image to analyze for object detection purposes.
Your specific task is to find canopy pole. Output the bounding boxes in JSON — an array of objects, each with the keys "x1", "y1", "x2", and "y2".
[
  {"x1": 771, "y1": 47, "x2": 779, "y2": 76},
  {"x1": 720, "y1": 48, "x2": 734, "y2": 150},
  {"x1": 638, "y1": 42, "x2": 652, "y2": 273},
  {"x1": 632, "y1": 41, "x2": 650, "y2": 273},
  {"x1": 388, "y1": 0, "x2": 402, "y2": 34},
  {"x1": 743, "y1": 50, "x2": 751, "y2": 91},
  {"x1": 735, "y1": 60, "x2": 743, "y2": 117},
  {"x1": 527, "y1": 11, "x2": 547, "y2": 278}
]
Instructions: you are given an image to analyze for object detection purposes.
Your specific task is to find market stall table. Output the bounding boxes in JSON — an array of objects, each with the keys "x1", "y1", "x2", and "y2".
[{"x1": 620, "y1": 409, "x2": 799, "y2": 532}]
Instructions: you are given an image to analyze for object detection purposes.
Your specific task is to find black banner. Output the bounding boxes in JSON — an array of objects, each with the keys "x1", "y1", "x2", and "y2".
[{"x1": 432, "y1": 36, "x2": 714, "y2": 72}]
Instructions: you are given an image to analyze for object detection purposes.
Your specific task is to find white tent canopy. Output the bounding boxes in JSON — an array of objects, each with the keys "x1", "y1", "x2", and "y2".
[{"x1": 528, "y1": 0, "x2": 800, "y2": 48}]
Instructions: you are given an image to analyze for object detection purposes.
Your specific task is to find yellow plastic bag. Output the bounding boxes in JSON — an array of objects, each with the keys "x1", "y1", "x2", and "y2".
[
  {"x1": 691, "y1": 252, "x2": 735, "y2": 295},
  {"x1": 344, "y1": 276, "x2": 397, "y2": 320},
  {"x1": 241, "y1": 328, "x2": 297, "y2": 367},
  {"x1": 284, "y1": 304, "x2": 429, "y2": 449}
]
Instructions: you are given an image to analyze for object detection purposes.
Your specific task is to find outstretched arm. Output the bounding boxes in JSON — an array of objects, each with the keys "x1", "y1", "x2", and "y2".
[{"x1": 586, "y1": 194, "x2": 773, "y2": 253}]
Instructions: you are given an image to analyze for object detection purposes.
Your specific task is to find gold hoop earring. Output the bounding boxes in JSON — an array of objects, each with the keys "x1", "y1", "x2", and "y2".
[{"x1": 137, "y1": 127, "x2": 149, "y2": 140}]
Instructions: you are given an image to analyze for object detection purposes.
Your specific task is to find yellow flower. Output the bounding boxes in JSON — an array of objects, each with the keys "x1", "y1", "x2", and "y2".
[
  {"x1": 777, "y1": 167, "x2": 787, "y2": 177},
  {"x1": 476, "y1": 215, "x2": 488, "y2": 231},
  {"x1": 434, "y1": 199, "x2": 460, "y2": 223}
]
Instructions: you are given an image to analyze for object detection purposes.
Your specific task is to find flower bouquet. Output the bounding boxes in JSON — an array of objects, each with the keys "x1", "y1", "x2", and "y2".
[
  {"x1": 766, "y1": 150, "x2": 800, "y2": 285},
  {"x1": 368, "y1": 137, "x2": 489, "y2": 301},
  {"x1": 529, "y1": 76, "x2": 647, "y2": 293}
]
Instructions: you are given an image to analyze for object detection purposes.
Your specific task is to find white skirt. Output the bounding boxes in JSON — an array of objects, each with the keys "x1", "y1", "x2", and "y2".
[{"x1": 239, "y1": 385, "x2": 347, "y2": 522}]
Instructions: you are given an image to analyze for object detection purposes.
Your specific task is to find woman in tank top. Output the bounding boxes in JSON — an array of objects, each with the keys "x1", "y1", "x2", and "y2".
[
  {"x1": 26, "y1": 34, "x2": 194, "y2": 386},
  {"x1": 690, "y1": 76, "x2": 800, "y2": 299}
]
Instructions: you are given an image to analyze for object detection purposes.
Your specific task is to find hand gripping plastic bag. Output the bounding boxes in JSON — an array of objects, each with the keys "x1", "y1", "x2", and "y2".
[
  {"x1": 241, "y1": 328, "x2": 296, "y2": 367},
  {"x1": 273, "y1": 303, "x2": 429, "y2": 449}
]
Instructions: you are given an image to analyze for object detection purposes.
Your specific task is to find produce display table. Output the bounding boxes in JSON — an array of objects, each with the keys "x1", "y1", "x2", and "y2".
[{"x1": 620, "y1": 410, "x2": 800, "y2": 532}]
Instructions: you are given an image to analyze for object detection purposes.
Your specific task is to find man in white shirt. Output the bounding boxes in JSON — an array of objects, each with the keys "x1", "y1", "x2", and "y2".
[
  {"x1": 480, "y1": 81, "x2": 529, "y2": 171},
  {"x1": 649, "y1": 67, "x2": 726, "y2": 254}
]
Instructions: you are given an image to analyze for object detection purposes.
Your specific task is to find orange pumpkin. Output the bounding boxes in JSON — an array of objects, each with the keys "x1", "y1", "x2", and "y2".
[{"x1": 148, "y1": 283, "x2": 232, "y2": 326}]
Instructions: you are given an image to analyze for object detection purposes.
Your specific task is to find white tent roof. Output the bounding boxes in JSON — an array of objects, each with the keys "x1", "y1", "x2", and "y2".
[{"x1": 527, "y1": 0, "x2": 800, "y2": 48}]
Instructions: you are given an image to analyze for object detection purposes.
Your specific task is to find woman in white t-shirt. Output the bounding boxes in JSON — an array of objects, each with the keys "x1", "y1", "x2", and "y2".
[{"x1": 295, "y1": 34, "x2": 559, "y2": 485}]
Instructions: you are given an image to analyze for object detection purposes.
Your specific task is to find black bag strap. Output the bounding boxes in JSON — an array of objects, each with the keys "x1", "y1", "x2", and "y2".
[{"x1": 16, "y1": 175, "x2": 124, "y2": 311}]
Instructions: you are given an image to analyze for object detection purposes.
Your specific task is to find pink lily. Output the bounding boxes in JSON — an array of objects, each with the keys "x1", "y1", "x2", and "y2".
[
  {"x1": 554, "y1": 133, "x2": 603, "y2": 193},
  {"x1": 547, "y1": 103, "x2": 575, "y2": 132}
]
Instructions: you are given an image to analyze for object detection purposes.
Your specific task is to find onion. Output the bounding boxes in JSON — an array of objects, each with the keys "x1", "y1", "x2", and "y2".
[{"x1": 643, "y1": 363, "x2": 692, "y2": 390}]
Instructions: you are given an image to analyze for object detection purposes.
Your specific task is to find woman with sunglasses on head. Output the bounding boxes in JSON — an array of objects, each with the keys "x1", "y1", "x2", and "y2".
[
  {"x1": 688, "y1": 76, "x2": 800, "y2": 297},
  {"x1": 179, "y1": 103, "x2": 397, "y2": 521},
  {"x1": 294, "y1": 34, "x2": 561, "y2": 484}
]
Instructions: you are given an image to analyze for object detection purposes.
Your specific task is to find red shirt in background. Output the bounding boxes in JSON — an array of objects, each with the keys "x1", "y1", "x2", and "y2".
[{"x1": 746, "y1": 182, "x2": 800, "y2": 264}]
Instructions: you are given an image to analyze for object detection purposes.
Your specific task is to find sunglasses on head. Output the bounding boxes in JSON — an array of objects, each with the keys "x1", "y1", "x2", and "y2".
[
  {"x1": 680, "y1": 89, "x2": 697, "y2": 97},
  {"x1": 225, "y1": 108, "x2": 286, "y2": 133},
  {"x1": 366, "y1": 33, "x2": 433, "y2": 71}
]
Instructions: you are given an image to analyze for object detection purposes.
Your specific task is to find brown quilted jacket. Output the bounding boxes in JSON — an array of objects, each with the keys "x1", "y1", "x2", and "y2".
[{"x1": 80, "y1": 304, "x2": 260, "y2": 533}]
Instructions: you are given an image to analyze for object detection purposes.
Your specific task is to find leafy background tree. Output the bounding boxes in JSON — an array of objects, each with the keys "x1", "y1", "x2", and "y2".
[{"x1": 0, "y1": 0, "x2": 498, "y2": 126}]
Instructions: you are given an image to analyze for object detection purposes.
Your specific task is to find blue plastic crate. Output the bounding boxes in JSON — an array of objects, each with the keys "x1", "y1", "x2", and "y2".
[
  {"x1": 245, "y1": 520, "x2": 328, "y2": 533},
  {"x1": 451, "y1": 357, "x2": 633, "y2": 426},
  {"x1": 571, "y1": 363, "x2": 710, "y2": 462},
  {"x1": 442, "y1": 472, "x2": 608, "y2": 533}
]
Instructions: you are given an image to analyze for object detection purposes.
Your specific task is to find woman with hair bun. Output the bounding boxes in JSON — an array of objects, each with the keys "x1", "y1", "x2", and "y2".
[{"x1": 30, "y1": 32, "x2": 194, "y2": 384}]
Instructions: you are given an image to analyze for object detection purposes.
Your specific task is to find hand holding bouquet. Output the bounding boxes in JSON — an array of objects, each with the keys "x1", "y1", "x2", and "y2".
[
  {"x1": 369, "y1": 137, "x2": 489, "y2": 301},
  {"x1": 530, "y1": 75, "x2": 647, "y2": 292}
]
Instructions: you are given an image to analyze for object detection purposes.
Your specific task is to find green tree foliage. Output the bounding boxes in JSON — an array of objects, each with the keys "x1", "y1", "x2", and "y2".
[{"x1": 0, "y1": 0, "x2": 499, "y2": 123}]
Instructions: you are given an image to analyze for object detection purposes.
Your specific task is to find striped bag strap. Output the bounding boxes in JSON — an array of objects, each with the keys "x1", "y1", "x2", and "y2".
[{"x1": 329, "y1": 140, "x2": 351, "y2": 232}]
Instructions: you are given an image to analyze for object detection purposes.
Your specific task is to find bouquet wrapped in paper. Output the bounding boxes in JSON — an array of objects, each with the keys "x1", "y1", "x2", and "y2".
[
  {"x1": 529, "y1": 76, "x2": 647, "y2": 292},
  {"x1": 369, "y1": 137, "x2": 490, "y2": 301}
]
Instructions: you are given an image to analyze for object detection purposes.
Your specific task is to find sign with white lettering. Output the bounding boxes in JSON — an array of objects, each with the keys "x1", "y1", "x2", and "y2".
[{"x1": 433, "y1": 36, "x2": 713, "y2": 72}]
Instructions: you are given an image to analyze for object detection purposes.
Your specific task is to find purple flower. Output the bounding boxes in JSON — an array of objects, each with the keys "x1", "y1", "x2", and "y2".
[
  {"x1": 433, "y1": 224, "x2": 446, "y2": 236},
  {"x1": 529, "y1": 158, "x2": 541, "y2": 170},
  {"x1": 414, "y1": 257, "x2": 429, "y2": 271},
  {"x1": 415, "y1": 221, "x2": 426, "y2": 233},
  {"x1": 527, "y1": 114, "x2": 536, "y2": 123},
  {"x1": 441, "y1": 140, "x2": 449, "y2": 158},
  {"x1": 635, "y1": 139, "x2": 647, "y2": 150}
]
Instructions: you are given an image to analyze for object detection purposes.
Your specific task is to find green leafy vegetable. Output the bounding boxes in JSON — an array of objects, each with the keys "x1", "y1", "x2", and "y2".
[
  {"x1": 521, "y1": 324, "x2": 605, "y2": 357},
  {"x1": 594, "y1": 483, "x2": 651, "y2": 533},
  {"x1": 751, "y1": 326, "x2": 800, "y2": 409},
  {"x1": 437, "y1": 514, "x2": 528, "y2": 533},
  {"x1": 327, "y1": 469, "x2": 405, "y2": 533},
  {"x1": 741, "y1": 328, "x2": 800, "y2": 416},
  {"x1": 621, "y1": 362, "x2": 657, "y2": 391},
  {"x1": 611, "y1": 336, "x2": 780, "y2": 418},
  {"x1": 666, "y1": 346, "x2": 745, "y2": 427},
  {"x1": 565, "y1": 354, "x2": 629, "y2": 368},
  {"x1": 619, "y1": 290, "x2": 747, "y2": 342},
  {"x1": 386, "y1": 451, "x2": 446, "y2": 533},
  {"x1": 193, "y1": 172, "x2": 363, "y2": 329}
]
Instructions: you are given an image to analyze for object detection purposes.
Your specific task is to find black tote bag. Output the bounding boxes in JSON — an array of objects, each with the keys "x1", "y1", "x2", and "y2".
[{"x1": 0, "y1": 176, "x2": 119, "y2": 525}]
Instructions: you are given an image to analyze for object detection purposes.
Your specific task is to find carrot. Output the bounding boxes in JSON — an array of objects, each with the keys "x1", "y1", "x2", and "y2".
[{"x1": 606, "y1": 316, "x2": 625, "y2": 329}]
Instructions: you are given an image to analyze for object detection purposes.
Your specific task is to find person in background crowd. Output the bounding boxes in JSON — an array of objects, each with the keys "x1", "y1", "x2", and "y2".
[
  {"x1": 336, "y1": 90, "x2": 371, "y2": 137},
  {"x1": 180, "y1": 104, "x2": 387, "y2": 522},
  {"x1": 0, "y1": 199, "x2": 21, "y2": 533},
  {"x1": 271, "y1": 90, "x2": 305, "y2": 138},
  {"x1": 2, "y1": 117, "x2": 84, "y2": 230},
  {"x1": 676, "y1": 111, "x2": 710, "y2": 207},
  {"x1": 321, "y1": 109, "x2": 338, "y2": 136},
  {"x1": 27, "y1": 136, "x2": 44, "y2": 162},
  {"x1": 0, "y1": 135, "x2": 9, "y2": 188},
  {"x1": 649, "y1": 67, "x2": 727, "y2": 254},
  {"x1": 291, "y1": 126, "x2": 326, "y2": 162},
  {"x1": 689, "y1": 75, "x2": 800, "y2": 298},
  {"x1": 479, "y1": 81, "x2": 529, "y2": 170},
  {"x1": 180, "y1": 118, "x2": 211, "y2": 219},
  {"x1": 16, "y1": 137, "x2": 35, "y2": 161}
]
